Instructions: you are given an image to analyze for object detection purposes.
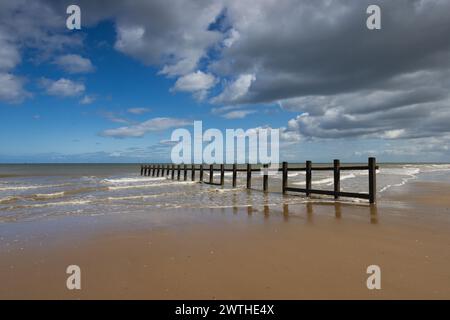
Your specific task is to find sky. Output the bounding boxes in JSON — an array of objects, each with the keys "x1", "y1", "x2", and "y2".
[{"x1": 0, "y1": 0, "x2": 449, "y2": 163}]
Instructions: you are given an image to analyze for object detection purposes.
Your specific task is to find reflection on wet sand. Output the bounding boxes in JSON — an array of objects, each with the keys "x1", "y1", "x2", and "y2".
[
  {"x1": 263, "y1": 193, "x2": 269, "y2": 219},
  {"x1": 370, "y1": 204, "x2": 378, "y2": 224},
  {"x1": 306, "y1": 202, "x2": 314, "y2": 223},
  {"x1": 232, "y1": 193, "x2": 238, "y2": 214},
  {"x1": 282, "y1": 203, "x2": 289, "y2": 221},
  {"x1": 234, "y1": 200, "x2": 378, "y2": 224},
  {"x1": 335, "y1": 202, "x2": 342, "y2": 219},
  {"x1": 246, "y1": 189, "x2": 253, "y2": 216}
]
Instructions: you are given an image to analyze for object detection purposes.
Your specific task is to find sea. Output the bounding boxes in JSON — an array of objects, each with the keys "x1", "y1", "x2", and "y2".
[{"x1": 1, "y1": 163, "x2": 450, "y2": 223}]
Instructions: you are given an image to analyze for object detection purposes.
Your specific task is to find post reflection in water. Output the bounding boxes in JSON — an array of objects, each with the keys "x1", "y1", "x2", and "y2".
[
  {"x1": 282, "y1": 204, "x2": 289, "y2": 221},
  {"x1": 232, "y1": 193, "x2": 238, "y2": 215},
  {"x1": 335, "y1": 202, "x2": 342, "y2": 219},
  {"x1": 281, "y1": 201, "x2": 378, "y2": 224},
  {"x1": 306, "y1": 202, "x2": 314, "y2": 223},
  {"x1": 223, "y1": 189, "x2": 378, "y2": 224},
  {"x1": 246, "y1": 190, "x2": 253, "y2": 216},
  {"x1": 370, "y1": 204, "x2": 378, "y2": 224},
  {"x1": 263, "y1": 193, "x2": 270, "y2": 219}
]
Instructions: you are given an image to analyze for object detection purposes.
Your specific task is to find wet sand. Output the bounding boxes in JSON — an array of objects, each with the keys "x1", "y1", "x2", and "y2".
[{"x1": 1, "y1": 182, "x2": 450, "y2": 299}]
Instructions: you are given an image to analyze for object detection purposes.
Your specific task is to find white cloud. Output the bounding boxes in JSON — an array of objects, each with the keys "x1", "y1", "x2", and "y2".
[
  {"x1": 100, "y1": 117, "x2": 191, "y2": 138},
  {"x1": 111, "y1": 0, "x2": 223, "y2": 76},
  {"x1": 211, "y1": 104, "x2": 257, "y2": 119},
  {"x1": 279, "y1": 129, "x2": 302, "y2": 144},
  {"x1": 172, "y1": 70, "x2": 216, "y2": 93},
  {"x1": 54, "y1": 54, "x2": 94, "y2": 73},
  {"x1": 100, "y1": 111, "x2": 130, "y2": 124},
  {"x1": 80, "y1": 95, "x2": 95, "y2": 105},
  {"x1": 115, "y1": 25, "x2": 146, "y2": 56},
  {"x1": 381, "y1": 129, "x2": 405, "y2": 139},
  {"x1": 0, "y1": 30, "x2": 25, "y2": 102},
  {"x1": 0, "y1": 73, "x2": 29, "y2": 103},
  {"x1": 211, "y1": 74, "x2": 255, "y2": 104},
  {"x1": 279, "y1": 84, "x2": 450, "y2": 140},
  {"x1": 0, "y1": 36, "x2": 20, "y2": 71},
  {"x1": 222, "y1": 110, "x2": 256, "y2": 119},
  {"x1": 41, "y1": 78, "x2": 85, "y2": 97},
  {"x1": 211, "y1": 104, "x2": 242, "y2": 114},
  {"x1": 0, "y1": 1, "x2": 82, "y2": 103},
  {"x1": 127, "y1": 107, "x2": 151, "y2": 114},
  {"x1": 223, "y1": 28, "x2": 240, "y2": 48}
]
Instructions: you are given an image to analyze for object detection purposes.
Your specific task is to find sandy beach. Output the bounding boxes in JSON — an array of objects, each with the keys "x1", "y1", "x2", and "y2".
[{"x1": 1, "y1": 178, "x2": 450, "y2": 300}]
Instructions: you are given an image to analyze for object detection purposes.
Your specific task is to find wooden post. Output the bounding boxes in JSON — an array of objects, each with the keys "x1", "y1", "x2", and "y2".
[
  {"x1": 369, "y1": 157, "x2": 376, "y2": 204},
  {"x1": 306, "y1": 160, "x2": 312, "y2": 197},
  {"x1": 191, "y1": 164, "x2": 195, "y2": 181},
  {"x1": 209, "y1": 164, "x2": 214, "y2": 184},
  {"x1": 220, "y1": 164, "x2": 225, "y2": 185},
  {"x1": 183, "y1": 164, "x2": 187, "y2": 181},
  {"x1": 166, "y1": 165, "x2": 170, "y2": 176},
  {"x1": 232, "y1": 164, "x2": 237, "y2": 188},
  {"x1": 263, "y1": 164, "x2": 268, "y2": 192},
  {"x1": 200, "y1": 164, "x2": 204, "y2": 182},
  {"x1": 177, "y1": 165, "x2": 181, "y2": 180},
  {"x1": 140, "y1": 165, "x2": 144, "y2": 176},
  {"x1": 143, "y1": 165, "x2": 147, "y2": 176},
  {"x1": 161, "y1": 165, "x2": 165, "y2": 177},
  {"x1": 147, "y1": 165, "x2": 150, "y2": 176},
  {"x1": 334, "y1": 159, "x2": 340, "y2": 199},
  {"x1": 171, "y1": 164, "x2": 175, "y2": 180},
  {"x1": 156, "y1": 165, "x2": 160, "y2": 177},
  {"x1": 152, "y1": 165, "x2": 156, "y2": 177},
  {"x1": 246, "y1": 163, "x2": 252, "y2": 189},
  {"x1": 282, "y1": 161, "x2": 288, "y2": 194}
]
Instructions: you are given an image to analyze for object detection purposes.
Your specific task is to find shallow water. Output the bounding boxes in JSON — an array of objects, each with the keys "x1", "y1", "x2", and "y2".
[{"x1": 0, "y1": 163, "x2": 449, "y2": 223}]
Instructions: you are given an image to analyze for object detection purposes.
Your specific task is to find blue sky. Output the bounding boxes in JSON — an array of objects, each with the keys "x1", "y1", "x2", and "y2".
[
  {"x1": 0, "y1": 1, "x2": 449, "y2": 163},
  {"x1": 0, "y1": 20, "x2": 283, "y2": 162}
]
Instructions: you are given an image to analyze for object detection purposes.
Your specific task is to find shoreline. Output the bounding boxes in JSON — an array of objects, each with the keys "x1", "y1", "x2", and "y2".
[{"x1": 1, "y1": 180, "x2": 450, "y2": 299}]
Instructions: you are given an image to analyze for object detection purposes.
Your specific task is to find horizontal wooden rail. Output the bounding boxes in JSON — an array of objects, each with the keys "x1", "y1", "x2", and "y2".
[
  {"x1": 285, "y1": 165, "x2": 378, "y2": 171},
  {"x1": 140, "y1": 157, "x2": 377, "y2": 203},
  {"x1": 203, "y1": 181, "x2": 223, "y2": 186},
  {"x1": 285, "y1": 187, "x2": 370, "y2": 200}
]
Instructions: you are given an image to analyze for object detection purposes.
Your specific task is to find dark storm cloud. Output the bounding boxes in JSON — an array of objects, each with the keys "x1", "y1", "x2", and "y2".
[{"x1": 214, "y1": 0, "x2": 450, "y2": 103}]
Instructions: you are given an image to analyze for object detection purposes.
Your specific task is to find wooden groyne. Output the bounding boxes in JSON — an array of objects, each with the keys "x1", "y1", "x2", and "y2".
[{"x1": 140, "y1": 157, "x2": 378, "y2": 203}]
